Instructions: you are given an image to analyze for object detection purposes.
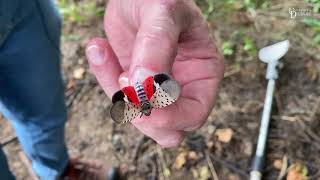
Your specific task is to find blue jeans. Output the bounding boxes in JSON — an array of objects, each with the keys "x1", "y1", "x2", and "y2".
[{"x1": 0, "y1": 0, "x2": 69, "y2": 179}]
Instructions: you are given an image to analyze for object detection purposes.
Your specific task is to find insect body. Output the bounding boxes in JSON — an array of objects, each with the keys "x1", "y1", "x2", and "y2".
[
  {"x1": 134, "y1": 82, "x2": 152, "y2": 116},
  {"x1": 110, "y1": 73, "x2": 181, "y2": 123}
]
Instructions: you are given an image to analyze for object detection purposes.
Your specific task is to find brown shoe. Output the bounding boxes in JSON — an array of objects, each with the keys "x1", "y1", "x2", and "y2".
[{"x1": 61, "y1": 157, "x2": 125, "y2": 180}]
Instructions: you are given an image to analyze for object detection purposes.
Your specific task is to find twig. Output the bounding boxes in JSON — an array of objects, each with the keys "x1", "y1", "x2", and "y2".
[
  {"x1": 142, "y1": 154, "x2": 157, "y2": 180},
  {"x1": 305, "y1": 162, "x2": 320, "y2": 179},
  {"x1": 272, "y1": 115, "x2": 297, "y2": 122},
  {"x1": 297, "y1": 119, "x2": 320, "y2": 149},
  {"x1": 150, "y1": 160, "x2": 157, "y2": 180},
  {"x1": 65, "y1": 78, "x2": 97, "y2": 108},
  {"x1": 276, "y1": 155, "x2": 288, "y2": 180},
  {"x1": 309, "y1": 170, "x2": 320, "y2": 179},
  {"x1": 274, "y1": 87, "x2": 283, "y2": 114},
  {"x1": 157, "y1": 146, "x2": 169, "y2": 180},
  {"x1": 309, "y1": 97, "x2": 320, "y2": 122},
  {"x1": 1, "y1": 135, "x2": 18, "y2": 147},
  {"x1": 19, "y1": 152, "x2": 39, "y2": 180},
  {"x1": 66, "y1": 87, "x2": 81, "y2": 108},
  {"x1": 224, "y1": 68, "x2": 240, "y2": 78},
  {"x1": 209, "y1": 154, "x2": 249, "y2": 178},
  {"x1": 70, "y1": 84, "x2": 91, "y2": 106},
  {"x1": 205, "y1": 150, "x2": 219, "y2": 180},
  {"x1": 132, "y1": 135, "x2": 147, "y2": 163}
]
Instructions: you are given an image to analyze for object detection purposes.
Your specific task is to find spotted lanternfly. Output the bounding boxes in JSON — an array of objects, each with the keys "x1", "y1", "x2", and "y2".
[{"x1": 110, "y1": 73, "x2": 181, "y2": 124}]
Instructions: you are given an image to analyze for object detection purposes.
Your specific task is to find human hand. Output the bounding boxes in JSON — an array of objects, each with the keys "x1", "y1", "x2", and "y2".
[{"x1": 85, "y1": 0, "x2": 224, "y2": 147}]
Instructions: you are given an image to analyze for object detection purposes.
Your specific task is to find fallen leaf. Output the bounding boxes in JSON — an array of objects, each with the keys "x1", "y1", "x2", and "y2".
[
  {"x1": 234, "y1": 12, "x2": 253, "y2": 25},
  {"x1": 173, "y1": 151, "x2": 188, "y2": 169},
  {"x1": 243, "y1": 141, "x2": 253, "y2": 156},
  {"x1": 191, "y1": 168, "x2": 199, "y2": 179},
  {"x1": 273, "y1": 159, "x2": 283, "y2": 170},
  {"x1": 207, "y1": 125, "x2": 216, "y2": 134},
  {"x1": 188, "y1": 151, "x2": 199, "y2": 161},
  {"x1": 305, "y1": 60, "x2": 319, "y2": 81},
  {"x1": 66, "y1": 80, "x2": 76, "y2": 90},
  {"x1": 73, "y1": 67, "x2": 86, "y2": 79},
  {"x1": 206, "y1": 141, "x2": 215, "y2": 150},
  {"x1": 287, "y1": 163, "x2": 308, "y2": 180},
  {"x1": 199, "y1": 166, "x2": 210, "y2": 180},
  {"x1": 233, "y1": 1, "x2": 244, "y2": 10},
  {"x1": 228, "y1": 174, "x2": 240, "y2": 180},
  {"x1": 215, "y1": 128, "x2": 234, "y2": 143},
  {"x1": 163, "y1": 167, "x2": 171, "y2": 177}
]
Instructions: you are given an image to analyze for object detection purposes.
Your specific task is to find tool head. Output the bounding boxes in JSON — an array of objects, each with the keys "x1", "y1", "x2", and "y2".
[{"x1": 259, "y1": 40, "x2": 290, "y2": 64}]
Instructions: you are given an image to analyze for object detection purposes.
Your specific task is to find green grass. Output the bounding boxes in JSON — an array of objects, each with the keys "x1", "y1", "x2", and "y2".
[
  {"x1": 222, "y1": 41, "x2": 234, "y2": 56},
  {"x1": 305, "y1": 0, "x2": 320, "y2": 13},
  {"x1": 58, "y1": 0, "x2": 104, "y2": 25},
  {"x1": 303, "y1": 18, "x2": 320, "y2": 44},
  {"x1": 194, "y1": 0, "x2": 214, "y2": 20},
  {"x1": 303, "y1": 0, "x2": 320, "y2": 44},
  {"x1": 243, "y1": 36, "x2": 257, "y2": 56}
]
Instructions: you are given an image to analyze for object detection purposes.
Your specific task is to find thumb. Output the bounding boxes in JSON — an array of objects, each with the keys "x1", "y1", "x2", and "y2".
[{"x1": 129, "y1": 2, "x2": 188, "y2": 84}]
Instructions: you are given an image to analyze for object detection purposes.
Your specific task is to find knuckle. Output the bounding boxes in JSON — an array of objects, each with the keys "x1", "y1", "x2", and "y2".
[
  {"x1": 158, "y1": 0, "x2": 195, "y2": 29},
  {"x1": 154, "y1": 117, "x2": 172, "y2": 129},
  {"x1": 159, "y1": 0, "x2": 181, "y2": 12},
  {"x1": 140, "y1": 31, "x2": 174, "y2": 51}
]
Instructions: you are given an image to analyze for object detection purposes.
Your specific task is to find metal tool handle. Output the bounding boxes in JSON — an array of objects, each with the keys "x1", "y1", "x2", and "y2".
[
  {"x1": 250, "y1": 79, "x2": 275, "y2": 180},
  {"x1": 251, "y1": 39, "x2": 289, "y2": 180}
]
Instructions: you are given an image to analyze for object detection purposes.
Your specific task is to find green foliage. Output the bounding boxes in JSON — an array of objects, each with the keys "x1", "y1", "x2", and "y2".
[
  {"x1": 195, "y1": 0, "x2": 214, "y2": 20},
  {"x1": 226, "y1": 0, "x2": 236, "y2": 4},
  {"x1": 224, "y1": 0, "x2": 268, "y2": 11},
  {"x1": 204, "y1": 0, "x2": 214, "y2": 20},
  {"x1": 244, "y1": 0, "x2": 270, "y2": 10},
  {"x1": 195, "y1": 0, "x2": 269, "y2": 21},
  {"x1": 303, "y1": 18, "x2": 320, "y2": 29},
  {"x1": 313, "y1": 34, "x2": 320, "y2": 44},
  {"x1": 61, "y1": 34, "x2": 82, "y2": 41},
  {"x1": 302, "y1": 0, "x2": 320, "y2": 44},
  {"x1": 58, "y1": 0, "x2": 104, "y2": 24},
  {"x1": 303, "y1": 18, "x2": 320, "y2": 44},
  {"x1": 222, "y1": 33, "x2": 257, "y2": 57},
  {"x1": 243, "y1": 36, "x2": 257, "y2": 56},
  {"x1": 305, "y1": 0, "x2": 320, "y2": 13},
  {"x1": 222, "y1": 41, "x2": 234, "y2": 56},
  {"x1": 244, "y1": 0, "x2": 256, "y2": 10}
]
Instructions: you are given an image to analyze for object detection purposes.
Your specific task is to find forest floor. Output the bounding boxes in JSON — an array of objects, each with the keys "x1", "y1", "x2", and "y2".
[{"x1": 1, "y1": 0, "x2": 320, "y2": 179}]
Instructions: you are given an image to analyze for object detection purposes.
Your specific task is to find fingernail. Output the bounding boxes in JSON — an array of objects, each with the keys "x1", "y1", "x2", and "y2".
[
  {"x1": 131, "y1": 67, "x2": 155, "y2": 84},
  {"x1": 119, "y1": 77, "x2": 129, "y2": 88},
  {"x1": 86, "y1": 45, "x2": 105, "y2": 65}
]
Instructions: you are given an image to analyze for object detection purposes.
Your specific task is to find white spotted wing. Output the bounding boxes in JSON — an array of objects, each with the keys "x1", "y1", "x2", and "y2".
[
  {"x1": 150, "y1": 80, "x2": 180, "y2": 108},
  {"x1": 110, "y1": 96, "x2": 141, "y2": 124},
  {"x1": 123, "y1": 101, "x2": 141, "y2": 123}
]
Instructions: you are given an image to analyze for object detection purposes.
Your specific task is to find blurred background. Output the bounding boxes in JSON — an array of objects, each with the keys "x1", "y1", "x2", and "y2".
[{"x1": 0, "y1": 0, "x2": 319, "y2": 179}]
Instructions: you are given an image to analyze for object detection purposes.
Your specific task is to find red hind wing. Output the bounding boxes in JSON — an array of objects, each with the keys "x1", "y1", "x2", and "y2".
[
  {"x1": 143, "y1": 76, "x2": 155, "y2": 100},
  {"x1": 122, "y1": 86, "x2": 140, "y2": 105}
]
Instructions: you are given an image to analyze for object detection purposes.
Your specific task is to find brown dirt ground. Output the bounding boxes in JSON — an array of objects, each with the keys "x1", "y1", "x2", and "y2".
[{"x1": 1, "y1": 0, "x2": 320, "y2": 180}]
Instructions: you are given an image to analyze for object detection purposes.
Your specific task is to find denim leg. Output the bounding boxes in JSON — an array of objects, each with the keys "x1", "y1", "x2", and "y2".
[
  {"x1": 0, "y1": 145, "x2": 15, "y2": 180},
  {"x1": 0, "y1": 1, "x2": 68, "y2": 180}
]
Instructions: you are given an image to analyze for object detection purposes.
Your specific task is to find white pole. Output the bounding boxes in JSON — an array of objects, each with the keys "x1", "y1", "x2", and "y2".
[
  {"x1": 250, "y1": 79, "x2": 275, "y2": 180},
  {"x1": 257, "y1": 79, "x2": 275, "y2": 157},
  {"x1": 250, "y1": 40, "x2": 289, "y2": 180}
]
